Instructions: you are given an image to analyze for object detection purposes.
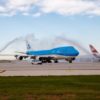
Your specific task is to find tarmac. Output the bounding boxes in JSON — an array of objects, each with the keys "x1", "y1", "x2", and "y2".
[{"x1": 0, "y1": 60, "x2": 100, "y2": 76}]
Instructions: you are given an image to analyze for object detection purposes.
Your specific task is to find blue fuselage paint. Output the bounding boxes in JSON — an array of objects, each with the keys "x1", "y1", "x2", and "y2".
[{"x1": 26, "y1": 46, "x2": 79, "y2": 57}]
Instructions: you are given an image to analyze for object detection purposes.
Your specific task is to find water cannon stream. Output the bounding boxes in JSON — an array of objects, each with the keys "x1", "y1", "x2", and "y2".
[
  {"x1": 56, "y1": 36, "x2": 90, "y2": 55},
  {"x1": 0, "y1": 38, "x2": 21, "y2": 52}
]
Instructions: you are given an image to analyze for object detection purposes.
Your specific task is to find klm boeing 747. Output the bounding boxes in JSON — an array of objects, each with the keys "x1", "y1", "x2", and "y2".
[
  {"x1": 26, "y1": 46, "x2": 79, "y2": 63},
  {"x1": 16, "y1": 41, "x2": 79, "y2": 63}
]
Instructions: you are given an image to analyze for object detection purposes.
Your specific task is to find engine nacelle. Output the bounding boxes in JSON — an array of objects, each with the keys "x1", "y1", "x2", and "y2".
[
  {"x1": 65, "y1": 57, "x2": 75, "y2": 63},
  {"x1": 15, "y1": 55, "x2": 23, "y2": 60}
]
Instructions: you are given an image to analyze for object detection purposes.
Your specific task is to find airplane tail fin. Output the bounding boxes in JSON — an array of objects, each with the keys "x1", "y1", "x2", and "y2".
[
  {"x1": 26, "y1": 40, "x2": 32, "y2": 50},
  {"x1": 89, "y1": 44, "x2": 99, "y2": 57},
  {"x1": 89, "y1": 45, "x2": 98, "y2": 53}
]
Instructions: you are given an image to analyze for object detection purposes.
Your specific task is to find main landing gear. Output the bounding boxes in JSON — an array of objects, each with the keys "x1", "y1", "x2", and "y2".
[{"x1": 39, "y1": 57, "x2": 58, "y2": 63}]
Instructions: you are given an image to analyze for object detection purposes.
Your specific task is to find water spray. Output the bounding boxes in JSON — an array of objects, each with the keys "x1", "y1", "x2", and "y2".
[
  {"x1": 0, "y1": 38, "x2": 20, "y2": 52},
  {"x1": 56, "y1": 36, "x2": 90, "y2": 54}
]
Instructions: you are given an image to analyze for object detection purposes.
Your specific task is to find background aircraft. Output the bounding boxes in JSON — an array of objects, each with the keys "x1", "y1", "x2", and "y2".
[{"x1": 89, "y1": 44, "x2": 100, "y2": 59}]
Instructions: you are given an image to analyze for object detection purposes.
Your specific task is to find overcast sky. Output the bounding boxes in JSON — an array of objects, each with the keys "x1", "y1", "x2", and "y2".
[{"x1": 0, "y1": 0, "x2": 100, "y2": 53}]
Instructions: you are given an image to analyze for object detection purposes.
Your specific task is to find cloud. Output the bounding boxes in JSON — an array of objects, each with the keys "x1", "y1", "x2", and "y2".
[
  {"x1": 32, "y1": 12, "x2": 41, "y2": 17},
  {"x1": 0, "y1": 0, "x2": 38, "y2": 16},
  {"x1": 0, "y1": 0, "x2": 100, "y2": 16},
  {"x1": 39, "y1": 0, "x2": 100, "y2": 16}
]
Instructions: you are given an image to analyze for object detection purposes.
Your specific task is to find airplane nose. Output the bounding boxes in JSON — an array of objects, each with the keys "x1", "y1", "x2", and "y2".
[
  {"x1": 71, "y1": 47, "x2": 79, "y2": 56},
  {"x1": 75, "y1": 50, "x2": 79, "y2": 56}
]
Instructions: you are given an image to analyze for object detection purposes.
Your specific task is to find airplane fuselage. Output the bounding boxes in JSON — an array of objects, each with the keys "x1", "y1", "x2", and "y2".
[
  {"x1": 26, "y1": 46, "x2": 79, "y2": 56},
  {"x1": 26, "y1": 46, "x2": 79, "y2": 63}
]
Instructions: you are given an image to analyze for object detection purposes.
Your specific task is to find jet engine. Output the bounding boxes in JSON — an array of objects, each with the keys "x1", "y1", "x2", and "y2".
[{"x1": 15, "y1": 55, "x2": 23, "y2": 60}]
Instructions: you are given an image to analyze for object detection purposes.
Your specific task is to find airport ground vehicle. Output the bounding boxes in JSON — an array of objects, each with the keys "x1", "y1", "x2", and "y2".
[{"x1": 31, "y1": 59, "x2": 42, "y2": 65}]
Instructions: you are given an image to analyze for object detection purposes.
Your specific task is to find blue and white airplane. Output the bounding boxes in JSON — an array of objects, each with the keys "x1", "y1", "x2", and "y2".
[{"x1": 16, "y1": 41, "x2": 79, "y2": 63}]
